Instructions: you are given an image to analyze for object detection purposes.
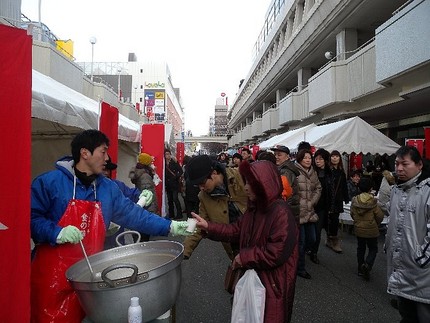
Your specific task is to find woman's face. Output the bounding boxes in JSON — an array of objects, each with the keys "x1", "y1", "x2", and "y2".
[
  {"x1": 244, "y1": 182, "x2": 256, "y2": 201},
  {"x1": 331, "y1": 154, "x2": 340, "y2": 167},
  {"x1": 300, "y1": 153, "x2": 312, "y2": 169},
  {"x1": 314, "y1": 155, "x2": 325, "y2": 169}
]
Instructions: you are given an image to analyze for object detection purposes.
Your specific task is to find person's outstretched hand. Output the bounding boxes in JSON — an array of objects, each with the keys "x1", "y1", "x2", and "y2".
[
  {"x1": 137, "y1": 190, "x2": 153, "y2": 207},
  {"x1": 191, "y1": 212, "x2": 208, "y2": 230},
  {"x1": 57, "y1": 225, "x2": 83, "y2": 244},
  {"x1": 170, "y1": 220, "x2": 193, "y2": 236}
]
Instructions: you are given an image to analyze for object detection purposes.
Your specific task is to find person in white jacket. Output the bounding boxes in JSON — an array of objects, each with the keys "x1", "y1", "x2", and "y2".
[{"x1": 385, "y1": 145, "x2": 430, "y2": 322}]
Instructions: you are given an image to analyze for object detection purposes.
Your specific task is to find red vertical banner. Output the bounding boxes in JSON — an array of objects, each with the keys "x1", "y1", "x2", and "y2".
[
  {"x1": 405, "y1": 139, "x2": 425, "y2": 156},
  {"x1": 424, "y1": 128, "x2": 430, "y2": 159},
  {"x1": 100, "y1": 102, "x2": 119, "y2": 179},
  {"x1": 176, "y1": 142, "x2": 185, "y2": 166},
  {"x1": 252, "y1": 145, "x2": 260, "y2": 160},
  {"x1": 349, "y1": 153, "x2": 363, "y2": 172},
  {"x1": 141, "y1": 124, "x2": 165, "y2": 215},
  {"x1": 0, "y1": 25, "x2": 32, "y2": 322}
]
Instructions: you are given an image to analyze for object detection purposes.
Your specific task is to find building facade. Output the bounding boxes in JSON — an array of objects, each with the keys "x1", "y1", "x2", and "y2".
[{"x1": 228, "y1": 0, "x2": 430, "y2": 151}]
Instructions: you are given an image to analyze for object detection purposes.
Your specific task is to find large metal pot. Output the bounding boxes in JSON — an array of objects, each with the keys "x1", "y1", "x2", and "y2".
[{"x1": 66, "y1": 238, "x2": 183, "y2": 322}]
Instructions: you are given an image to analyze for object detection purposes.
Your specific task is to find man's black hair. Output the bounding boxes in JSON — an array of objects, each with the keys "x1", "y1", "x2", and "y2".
[
  {"x1": 71, "y1": 130, "x2": 110, "y2": 164},
  {"x1": 396, "y1": 145, "x2": 422, "y2": 165}
]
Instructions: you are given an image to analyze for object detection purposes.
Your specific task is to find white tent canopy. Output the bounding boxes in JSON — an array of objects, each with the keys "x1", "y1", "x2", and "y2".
[
  {"x1": 32, "y1": 70, "x2": 140, "y2": 142},
  {"x1": 282, "y1": 116, "x2": 400, "y2": 155},
  {"x1": 259, "y1": 123, "x2": 317, "y2": 149}
]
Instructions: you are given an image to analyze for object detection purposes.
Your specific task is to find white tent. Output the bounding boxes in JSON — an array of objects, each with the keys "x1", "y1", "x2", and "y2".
[
  {"x1": 31, "y1": 70, "x2": 141, "y2": 183},
  {"x1": 284, "y1": 116, "x2": 400, "y2": 155},
  {"x1": 32, "y1": 70, "x2": 140, "y2": 142},
  {"x1": 259, "y1": 123, "x2": 317, "y2": 149}
]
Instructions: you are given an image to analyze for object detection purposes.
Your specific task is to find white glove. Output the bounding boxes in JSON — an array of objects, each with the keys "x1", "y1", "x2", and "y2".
[{"x1": 137, "y1": 190, "x2": 153, "y2": 207}]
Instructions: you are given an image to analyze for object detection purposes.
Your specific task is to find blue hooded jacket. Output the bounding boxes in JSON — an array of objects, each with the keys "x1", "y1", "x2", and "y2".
[{"x1": 31, "y1": 156, "x2": 171, "y2": 245}]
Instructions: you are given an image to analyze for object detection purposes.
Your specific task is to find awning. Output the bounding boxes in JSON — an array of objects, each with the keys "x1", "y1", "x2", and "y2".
[{"x1": 32, "y1": 70, "x2": 140, "y2": 142}]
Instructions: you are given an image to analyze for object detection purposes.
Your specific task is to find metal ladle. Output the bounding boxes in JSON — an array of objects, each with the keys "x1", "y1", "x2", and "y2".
[{"x1": 79, "y1": 240, "x2": 101, "y2": 280}]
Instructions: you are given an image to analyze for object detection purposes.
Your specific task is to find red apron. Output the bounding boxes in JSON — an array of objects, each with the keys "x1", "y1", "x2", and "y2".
[{"x1": 31, "y1": 180, "x2": 105, "y2": 323}]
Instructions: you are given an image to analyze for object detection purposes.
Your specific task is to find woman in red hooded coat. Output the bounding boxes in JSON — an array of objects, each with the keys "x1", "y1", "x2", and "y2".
[{"x1": 193, "y1": 160, "x2": 299, "y2": 322}]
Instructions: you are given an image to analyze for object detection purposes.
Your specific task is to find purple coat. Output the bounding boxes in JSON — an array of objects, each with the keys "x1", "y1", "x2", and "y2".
[{"x1": 205, "y1": 161, "x2": 299, "y2": 323}]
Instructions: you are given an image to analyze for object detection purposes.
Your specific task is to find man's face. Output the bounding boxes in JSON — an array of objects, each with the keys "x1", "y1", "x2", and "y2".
[
  {"x1": 165, "y1": 151, "x2": 171, "y2": 161},
  {"x1": 233, "y1": 157, "x2": 241, "y2": 166},
  {"x1": 351, "y1": 174, "x2": 360, "y2": 184},
  {"x1": 198, "y1": 170, "x2": 219, "y2": 193},
  {"x1": 395, "y1": 154, "x2": 422, "y2": 181},
  {"x1": 83, "y1": 144, "x2": 109, "y2": 175},
  {"x1": 274, "y1": 151, "x2": 289, "y2": 166},
  {"x1": 241, "y1": 151, "x2": 250, "y2": 160}
]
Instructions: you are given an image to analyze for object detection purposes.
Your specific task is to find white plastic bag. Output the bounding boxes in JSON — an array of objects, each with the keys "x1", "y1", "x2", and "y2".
[{"x1": 231, "y1": 269, "x2": 266, "y2": 323}]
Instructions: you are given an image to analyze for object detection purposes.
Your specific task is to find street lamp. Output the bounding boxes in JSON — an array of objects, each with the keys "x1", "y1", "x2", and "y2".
[
  {"x1": 89, "y1": 37, "x2": 97, "y2": 81},
  {"x1": 117, "y1": 67, "x2": 122, "y2": 102}
]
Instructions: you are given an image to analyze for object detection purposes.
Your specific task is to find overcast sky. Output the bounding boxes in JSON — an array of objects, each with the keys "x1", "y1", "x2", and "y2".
[{"x1": 21, "y1": 0, "x2": 271, "y2": 135}]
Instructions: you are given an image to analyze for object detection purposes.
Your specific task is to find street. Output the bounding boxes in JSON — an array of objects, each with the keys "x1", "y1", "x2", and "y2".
[{"x1": 170, "y1": 226, "x2": 401, "y2": 323}]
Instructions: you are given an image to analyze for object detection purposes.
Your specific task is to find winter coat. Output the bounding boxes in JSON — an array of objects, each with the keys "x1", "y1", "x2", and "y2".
[
  {"x1": 112, "y1": 179, "x2": 140, "y2": 203},
  {"x1": 183, "y1": 167, "x2": 248, "y2": 259},
  {"x1": 205, "y1": 161, "x2": 299, "y2": 323},
  {"x1": 327, "y1": 167, "x2": 349, "y2": 213},
  {"x1": 295, "y1": 163, "x2": 322, "y2": 224},
  {"x1": 314, "y1": 166, "x2": 330, "y2": 213},
  {"x1": 31, "y1": 157, "x2": 170, "y2": 245},
  {"x1": 377, "y1": 170, "x2": 395, "y2": 216},
  {"x1": 165, "y1": 159, "x2": 183, "y2": 191},
  {"x1": 351, "y1": 192, "x2": 384, "y2": 238},
  {"x1": 386, "y1": 171, "x2": 430, "y2": 304},
  {"x1": 347, "y1": 179, "x2": 361, "y2": 200},
  {"x1": 278, "y1": 160, "x2": 300, "y2": 220},
  {"x1": 129, "y1": 165, "x2": 158, "y2": 213}
]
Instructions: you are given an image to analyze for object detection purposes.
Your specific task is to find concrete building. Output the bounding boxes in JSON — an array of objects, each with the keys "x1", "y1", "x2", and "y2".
[
  {"x1": 228, "y1": 0, "x2": 430, "y2": 151},
  {"x1": 214, "y1": 95, "x2": 229, "y2": 136},
  {"x1": 79, "y1": 59, "x2": 184, "y2": 138}
]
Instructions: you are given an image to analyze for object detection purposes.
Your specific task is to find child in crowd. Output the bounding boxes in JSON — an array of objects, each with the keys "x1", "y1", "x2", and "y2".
[{"x1": 350, "y1": 177, "x2": 384, "y2": 280}]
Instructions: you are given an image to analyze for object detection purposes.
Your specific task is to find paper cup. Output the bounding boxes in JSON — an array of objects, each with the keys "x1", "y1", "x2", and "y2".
[{"x1": 186, "y1": 218, "x2": 197, "y2": 233}]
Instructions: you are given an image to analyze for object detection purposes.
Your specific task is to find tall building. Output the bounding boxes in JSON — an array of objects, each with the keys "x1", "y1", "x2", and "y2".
[
  {"x1": 214, "y1": 94, "x2": 228, "y2": 136},
  {"x1": 228, "y1": 0, "x2": 430, "y2": 151}
]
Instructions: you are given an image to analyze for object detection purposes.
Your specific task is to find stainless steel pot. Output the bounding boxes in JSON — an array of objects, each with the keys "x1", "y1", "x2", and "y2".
[{"x1": 66, "y1": 239, "x2": 183, "y2": 323}]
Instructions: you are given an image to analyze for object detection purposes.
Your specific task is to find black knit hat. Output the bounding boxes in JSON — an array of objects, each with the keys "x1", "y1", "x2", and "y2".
[{"x1": 186, "y1": 155, "x2": 213, "y2": 185}]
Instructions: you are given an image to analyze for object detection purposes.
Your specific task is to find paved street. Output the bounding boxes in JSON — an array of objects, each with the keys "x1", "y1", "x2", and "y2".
[{"x1": 169, "y1": 226, "x2": 401, "y2": 323}]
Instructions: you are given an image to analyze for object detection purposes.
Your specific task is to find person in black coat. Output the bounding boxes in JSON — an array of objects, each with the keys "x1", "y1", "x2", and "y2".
[
  {"x1": 326, "y1": 150, "x2": 349, "y2": 253},
  {"x1": 164, "y1": 149, "x2": 183, "y2": 219}
]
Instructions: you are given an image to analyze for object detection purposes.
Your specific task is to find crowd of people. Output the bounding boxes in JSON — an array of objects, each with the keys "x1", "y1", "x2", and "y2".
[
  {"x1": 29, "y1": 129, "x2": 430, "y2": 323},
  {"x1": 185, "y1": 143, "x2": 430, "y2": 323}
]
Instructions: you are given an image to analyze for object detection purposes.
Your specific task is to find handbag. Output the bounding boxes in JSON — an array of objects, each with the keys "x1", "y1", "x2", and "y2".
[{"x1": 224, "y1": 263, "x2": 245, "y2": 294}]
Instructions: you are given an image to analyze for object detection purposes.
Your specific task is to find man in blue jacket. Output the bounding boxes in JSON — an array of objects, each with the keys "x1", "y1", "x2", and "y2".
[{"x1": 30, "y1": 129, "x2": 190, "y2": 322}]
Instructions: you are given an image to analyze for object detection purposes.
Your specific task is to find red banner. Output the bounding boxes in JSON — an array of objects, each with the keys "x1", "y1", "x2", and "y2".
[
  {"x1": 141, "y1": 124, "x2": 165, "y2": 215},
  {"x1": 176, "y1": 142, "x2": 185, "y2": 166},
  {"x1": 424, "y1": 128, "x2": 430, "y2": 159},
  {"x1": 100, "y1": 102, "x2": 119, "y2": 179},
  {"x1": 0, "y1": 25, "x2": 32, "y2": 322},
  {"x1": 405, "y1": 138, "x2": 425, "y2": 156},
  {"x1": 349, "y1": 152, "x2": 363, "y2": 173},
  {"x1": 252, "y1": 145, "x2": 260, "y2": 160}
]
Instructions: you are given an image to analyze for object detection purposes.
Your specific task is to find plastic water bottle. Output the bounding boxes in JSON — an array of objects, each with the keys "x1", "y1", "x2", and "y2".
[{"x1": 128, "y1": 297, "x2": 142, "y2": 323}]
